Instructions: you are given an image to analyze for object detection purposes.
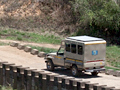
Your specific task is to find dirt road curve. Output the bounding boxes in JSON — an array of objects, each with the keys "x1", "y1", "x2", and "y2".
[
  {"x1": 0, "y1": 46, "x2": 46, "y2": 70},
  {"x1": 0, "y1": 39, "x2": 60, "y2": 49},
  {"x1": 0, "y1": 46, "x2": 120, "y2": 89}
]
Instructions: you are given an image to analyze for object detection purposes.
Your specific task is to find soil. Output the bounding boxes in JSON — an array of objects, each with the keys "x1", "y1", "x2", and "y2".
[
  {"x1": 0, "y1": 39, "x2": 60, "y2": 49},
  {"x1": 0, "y1": 46, "x2": 46, "y2": 70},
  {"x1": 0, "y1": 0, "x2": 74, "y2": 36},
  {"x1": 0, "y1": 40, "x2": 120, "y2": 89}
]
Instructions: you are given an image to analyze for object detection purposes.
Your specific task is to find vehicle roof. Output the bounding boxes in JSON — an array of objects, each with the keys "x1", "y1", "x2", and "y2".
[{"x1": 66, "y1": 36, "x2": 104, "y2": 42}]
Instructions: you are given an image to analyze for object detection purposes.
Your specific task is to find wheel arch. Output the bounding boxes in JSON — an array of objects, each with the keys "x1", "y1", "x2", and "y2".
[
  {"x1": 45, "y1": 58, "x2": 53, "y2": 63},
  {"x1": 72, "y1": 64, "x2": 77, "y2": 67}
]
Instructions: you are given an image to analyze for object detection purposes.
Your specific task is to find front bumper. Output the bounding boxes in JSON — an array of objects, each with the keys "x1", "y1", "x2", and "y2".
[{"x1": 85, "y1": 68, "x2": 105, "y2": 72}]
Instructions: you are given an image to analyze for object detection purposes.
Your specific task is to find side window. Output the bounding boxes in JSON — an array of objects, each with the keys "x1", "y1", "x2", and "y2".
[
  {"x1": 71, "y1": 44, "x2": 76, "y2": 53},
  {"x1": 65, "y1": 43, "x2": 70, "y2": 52},
  {"x1": 78, "y1": 45, "x2": 83, "y2": 55}
]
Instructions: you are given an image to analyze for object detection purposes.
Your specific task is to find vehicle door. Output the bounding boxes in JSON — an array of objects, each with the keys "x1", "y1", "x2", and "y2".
[{"x1": 54, "y1": 47, "x2": 65, "y2": 66}]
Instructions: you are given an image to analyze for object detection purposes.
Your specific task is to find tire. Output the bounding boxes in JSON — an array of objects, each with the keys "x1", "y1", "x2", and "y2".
[
  {"x1": 91, "y1": 71, "x2": 98, "y2": 76},
  {"x1": 71, "y1": 65, "x2": 79, "y2": 76},
  {"x1": 46, "y1": 60, "x2": 54, "y2": 71}
]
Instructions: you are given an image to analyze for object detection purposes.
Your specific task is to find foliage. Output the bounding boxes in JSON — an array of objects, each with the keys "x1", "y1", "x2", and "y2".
[
  {"x1": 71, "y1": 0, "x2": 120, "y2": 37},
  {"x1": 106, "y1": 45, "x2": 120, "y2": 68},
  {"x1": 28, "y1": 44, "x2": 120, "y2": 69},
  {"x1": 105, "y1": 66, "x2": 120, "y2": 71},
  {"x1": 0, "y1": 42, "x2": 9, "y2": 46},
  {"x1": 27, "y1": 45, "x2": 57, "y2": 53},
  {"x1": 0, "y1": 29, "x2": 61, "y2": 44},
  {"x1": 0, "y1": 86, "x2": 13, "y2": 90}
]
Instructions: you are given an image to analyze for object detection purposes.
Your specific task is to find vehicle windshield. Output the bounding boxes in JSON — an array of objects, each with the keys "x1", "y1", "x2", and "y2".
[{"x1": 57, "y1": 47, "x2": 64, "y2": 55}]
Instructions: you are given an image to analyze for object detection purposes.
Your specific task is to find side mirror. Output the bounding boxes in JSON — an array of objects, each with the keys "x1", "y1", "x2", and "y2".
[{"x1": 57, "y1": 52, "x2": 58, "y2": 55}]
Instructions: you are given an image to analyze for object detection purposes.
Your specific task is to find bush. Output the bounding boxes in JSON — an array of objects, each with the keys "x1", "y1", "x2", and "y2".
[
  {"x1": 17, "y1": 35, "x2": 23, "y2": 41},
  {"x1": 71, "y1": 0, "x2": 120, "y2": 37}
]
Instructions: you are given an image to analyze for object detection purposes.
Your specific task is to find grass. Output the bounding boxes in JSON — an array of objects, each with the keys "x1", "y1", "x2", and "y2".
[
  {"x1": 27, "y1": 45, "x2": 57, "y2": 53},
  {"x1": 106, "y1": 45, "x2": 120, "y2": 69},
  {"x1": 0, "y1": 28, "x2": 120, "y2": 70},
  {"x1": 0, "y1": 29, "x2": 61, "y2": 44},
  {"x1": 0, "y1": 42, "x2": 9, "y2": 46},
  {"x1": 29, "y1": 45, "x2": 120, "y2": 69},
  {"x1": 105, "y1": 66, "x2": 120, "y2": 71}
]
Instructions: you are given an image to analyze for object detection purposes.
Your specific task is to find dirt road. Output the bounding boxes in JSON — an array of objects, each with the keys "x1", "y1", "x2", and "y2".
[
  {"x1": 0, "y1": 39, "x2": 60, "y2": 49},
  {"x1": 0, "y1": 46, "x2": 120, "y2": 89},
  {"x1": 0, "y1": 46, "x2": 46, "y2": 70}
]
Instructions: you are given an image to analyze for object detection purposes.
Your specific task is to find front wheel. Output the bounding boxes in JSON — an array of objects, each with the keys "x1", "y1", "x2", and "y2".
[
  {"x1": 71, "y1": 65, "x2": 79, "y2": 76},
  {"x1": 91, "y1": 71, "x2": 98, "y2": 76},
  {"x1": 46, "y1": 60, "x2": 54, "y2": 71}
]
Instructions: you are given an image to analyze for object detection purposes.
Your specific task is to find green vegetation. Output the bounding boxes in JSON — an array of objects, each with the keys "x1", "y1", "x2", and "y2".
[
  {"x1": 27, "y1": 44, "x2": 120, "y2": 69},
  {"x1": 0, "y1": 42, "x2": 9, "y2": 46},
  {"x1": 29, "y1": 45, "x2": 120, "y2": 69},
  {"x1": 0, "y1": 29, "x2": 61, "y2": 44},
  {"x1": 105, "y1": 66, "x2": 120, "y2": 71},
  {"x1": 27, "y1": 45, "x2": 57, "y2": 53},
  {"x1": 0, "y1": 86, "x2": 13, "y2": 90},
  {"x1": 0, "y1": 28, "x2": 120, "y2": 70},
  {"x1": 71, "y1": 0, "x2": 120, "y2": 42},
  {"x1": 106, "y1": 45, "x2": 120, "y2": 69}
]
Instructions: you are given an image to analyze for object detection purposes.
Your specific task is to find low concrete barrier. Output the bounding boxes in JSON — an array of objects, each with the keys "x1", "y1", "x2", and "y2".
[
  {"x1": 101, "y1": 86, "x2": 115, "y2": 90},
  {"x1": 0, "y1": 61, "x2": 120, "y2": 90},
  {"x1": 113, "y1": 71, "x2": 120, "y2": 77},
  {"x1": 93, "y1": 85, "x2": 107, "y2": 90},
  {"x1": 72, "y1": 78, "x2": 82, "y2": 90},
  {"x1": 112, "y1": 88, "x2": 120, "y2": 90},
  {"x1": 24, "y1": 46, "x2": 32, "y2": 52},
  {"x1": 54, "y1": 75, "x2": 67, "y2": 90},
  {"x1": 10, "y1": 65, "x2": 22, "y2": 89},
  {"x1": 17, "y1": 44, "x2": 25, "y2": 50},
  {"x1": 85, "y1": 82, "x2": 98, "y2": 90},
  {"x1": 10, "y1": 42, "x2": 47, "y2": 57},
  {"x1": 3, "y1": 63, "x2": 15, "y2": 86},
  {"x1": 79, "y1": 81, "x2": 90, "y2": 90},
  {"x1": 105, "y1": 69, "x2": 120, "y2": 77},
  {"x1": 10, "y1": 42, "x2": 18, "y2": 47},
  {"x1": 0, "y1": 61, "x2": 8, "y2": 86},
  {"x1": 38, "y1": 52, "x2": 46, "y2": 57},
  {"x1": 106, "y1": 69, "x2": 114, "y2": 75},
  {"x1": 31, "y1": 49, "x2": 39, "y2": 55}
]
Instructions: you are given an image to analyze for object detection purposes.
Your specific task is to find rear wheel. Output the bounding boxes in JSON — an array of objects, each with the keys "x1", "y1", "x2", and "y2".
[
  {"x1": 46, "y1": 60, "x2": 54, "y2": 71},
  {"x1": 71, "y1": 65, "x2": 79, "y2": 76},
  {"x1": 91, "y1": 71, "x2": 98, "y2": 76}
]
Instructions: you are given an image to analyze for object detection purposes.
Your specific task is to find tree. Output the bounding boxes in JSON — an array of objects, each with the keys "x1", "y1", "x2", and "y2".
[{"x1": 71, "y1": 0, "x2": 120, "y2": 37}]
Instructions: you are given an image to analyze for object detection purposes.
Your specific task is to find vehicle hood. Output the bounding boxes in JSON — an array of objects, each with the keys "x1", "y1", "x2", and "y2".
[{"x1": 47, "y1": 52, "x2": 57, "y2": 56}]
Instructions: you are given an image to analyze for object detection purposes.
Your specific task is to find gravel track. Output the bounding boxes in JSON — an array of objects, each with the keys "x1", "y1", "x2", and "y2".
[
  {"x1": 0, "y1": 40, "x2": 120, "y2": 89},
  {"x1": 0, "y1": 39, "x2": 60, "y2": 49},
  {"x1": 0, "y1": 46, "x2": 46, "y2": 70}
]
